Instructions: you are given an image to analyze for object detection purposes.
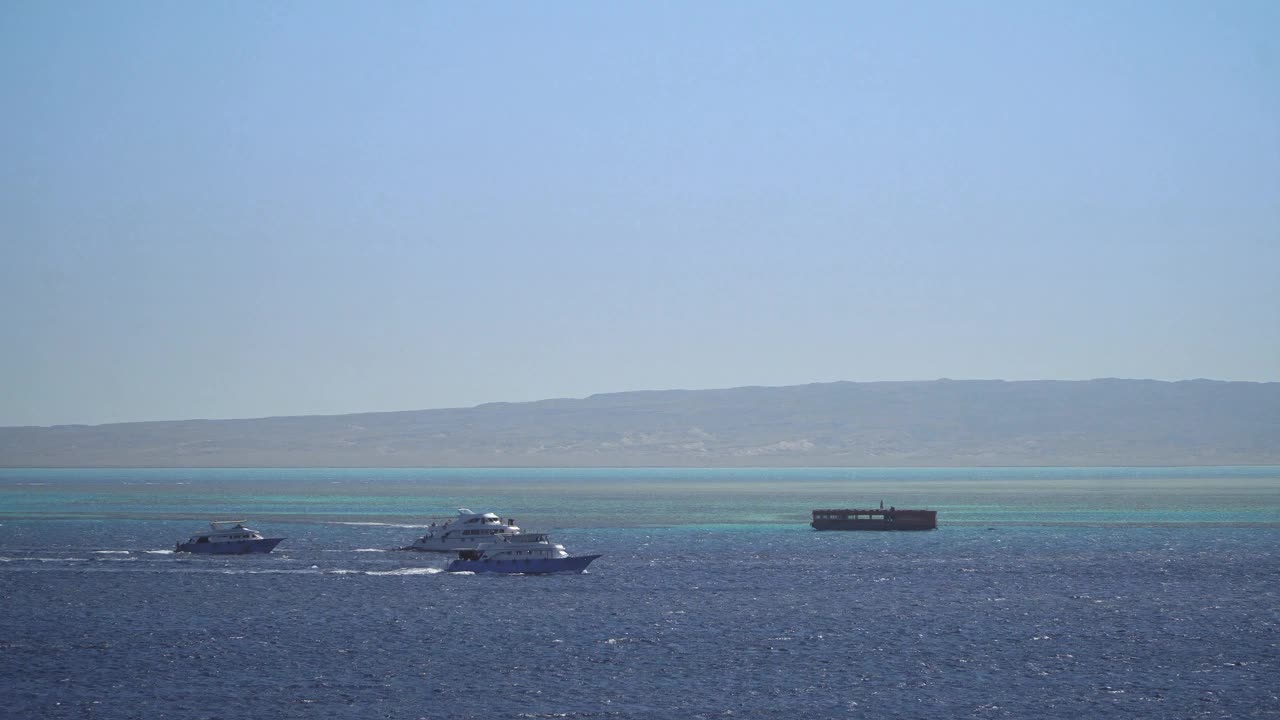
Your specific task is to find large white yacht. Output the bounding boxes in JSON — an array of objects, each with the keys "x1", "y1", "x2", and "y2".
[
  {"x1": 447, "y1": 533, "x2": 601, "y2": 574},
  {"x1": 175, "y1": 520, "x2": 285, "y2": 555},
  {"x1": 400, "y1": 508, "x2": 522, "y2": 552}
]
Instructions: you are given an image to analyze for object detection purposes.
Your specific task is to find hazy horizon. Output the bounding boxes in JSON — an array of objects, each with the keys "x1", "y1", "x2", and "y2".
[
  {"x1": 2, "y1": 375, "x2": 1274, "y2": 429},
  {"x1": 4, "y1": 2, "x2": 1278, "y2": 427}
]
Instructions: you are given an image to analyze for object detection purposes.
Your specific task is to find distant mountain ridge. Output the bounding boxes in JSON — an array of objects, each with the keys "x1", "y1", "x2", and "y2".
[{"x1": 2, "y1": 379, "x2": 1278, "y2": 467}]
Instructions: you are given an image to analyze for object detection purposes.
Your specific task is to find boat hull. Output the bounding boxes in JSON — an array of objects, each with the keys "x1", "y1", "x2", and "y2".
[
  {"x1": 447, "y1": 554, "x2": 601, "y2": 574},
  {"x1": 175, "y1": 538, "x2": 285, "y2": 554},
  {"x1": 811, "y1": 508, "x2": 937, "y2": 531},
  {"x1": 811, "y1": 520, "x2": 935, "y2": 531}
]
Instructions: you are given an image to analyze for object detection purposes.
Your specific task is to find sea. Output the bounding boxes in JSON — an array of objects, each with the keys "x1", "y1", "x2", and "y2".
[{"x1": 1, "y1": 466, "x2": 1278, "y2": 719}]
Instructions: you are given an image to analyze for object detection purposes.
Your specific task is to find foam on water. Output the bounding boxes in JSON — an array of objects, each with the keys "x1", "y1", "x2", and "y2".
[
  {"x1": 364, "y1": 567, "x2": 443, "y2": 576},
  {"x1": 1, "y1": 467, "x2": 1277, "y2": 718},
  {"x1": 215, "y1": 568, "x2": 321, "y2": 575}
]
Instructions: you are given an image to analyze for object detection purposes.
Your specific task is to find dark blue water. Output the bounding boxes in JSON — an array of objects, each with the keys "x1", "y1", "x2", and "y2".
[{"x1": 2, "y1": 468, "x2": 1278, "y2": 718}]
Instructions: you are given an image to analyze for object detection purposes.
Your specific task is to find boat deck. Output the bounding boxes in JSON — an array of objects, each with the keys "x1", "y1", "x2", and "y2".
[{"x1": 811, "y1": 508, "x2": 937, "y2": 531}]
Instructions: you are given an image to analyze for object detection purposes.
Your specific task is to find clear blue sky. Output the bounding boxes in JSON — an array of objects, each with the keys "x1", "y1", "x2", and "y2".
[{"x1": 2, "y1": 1, "x2": 1277, "y2": 426}]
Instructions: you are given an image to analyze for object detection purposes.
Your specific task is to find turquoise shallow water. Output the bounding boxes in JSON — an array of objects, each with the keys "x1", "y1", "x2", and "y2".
[
  {"x1": 3, "y1": 466, "x2": 1279, "y2": 527},
  {"x1": 1, "y1": 467, "x2": 1278, "y2": 719}
]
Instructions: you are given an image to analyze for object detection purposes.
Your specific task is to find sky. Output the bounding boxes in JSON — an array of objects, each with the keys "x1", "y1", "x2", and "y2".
[{"x1": 2, "y1": 1, "x2": 1278, "y2": 427}]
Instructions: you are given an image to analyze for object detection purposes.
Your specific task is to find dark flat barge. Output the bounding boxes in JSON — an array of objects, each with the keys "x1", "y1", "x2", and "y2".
[{"x1": 811, "y1": 507, "x2": 937, "y2": 531}]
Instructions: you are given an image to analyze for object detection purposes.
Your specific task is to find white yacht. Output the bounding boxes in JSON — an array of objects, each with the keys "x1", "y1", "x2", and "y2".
[
  {"x1": 400, "y1": 508, "x2": 521, "y2": 552},
  {"x1": 175, "y1": 520, "x2": 285, "y2": 555},
  {"x1": 448, "y1": 533, "x2": 601, "y2": 574}
]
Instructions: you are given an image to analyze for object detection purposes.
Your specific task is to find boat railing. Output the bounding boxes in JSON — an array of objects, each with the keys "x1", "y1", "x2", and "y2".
[
  {"x1": 508, "y1": 533, "x2": 550, "y2": 543},
  {"x1": 209, "y1": 520, "x2": 248, "y2": 529}
]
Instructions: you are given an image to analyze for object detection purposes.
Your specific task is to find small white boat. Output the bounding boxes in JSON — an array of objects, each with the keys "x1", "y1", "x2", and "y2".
[
  {"x1": 401, "y1": 509, "x2": 521, "y2": 552},
  {"x1": 175, "y1": 521, "x2": 285, "y2": 555},
  {"x1": 447, "y1": 533, "x2": 600, "y2": 574}
]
